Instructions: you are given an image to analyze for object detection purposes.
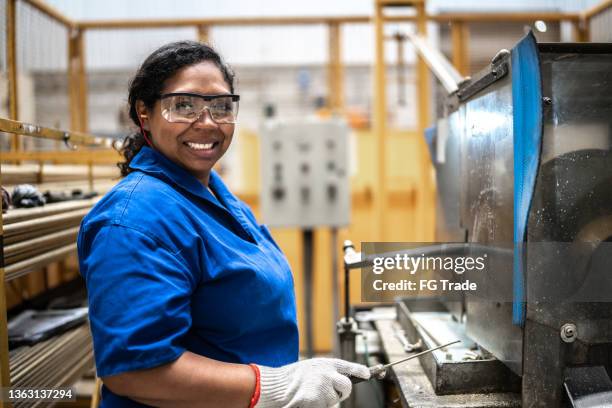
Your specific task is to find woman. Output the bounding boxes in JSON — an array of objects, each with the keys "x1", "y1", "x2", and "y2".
[{"x1": 77, "y1": 41, "x2": 369, "y2": 408}]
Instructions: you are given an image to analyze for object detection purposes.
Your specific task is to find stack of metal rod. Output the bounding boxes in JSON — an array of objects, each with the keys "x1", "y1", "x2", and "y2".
[
  {"x1": 8, "y1": 325, "x2": 94, "y2": 408},
  {"x1": 2, "y1": 163, "x2": 119, "y2": 201},
  {"x1": 2, "y1": 164, "x2": 119, "y2": 185},
  {"x1": 3, "y1": 198, "x2": 99, "y2": 280}
]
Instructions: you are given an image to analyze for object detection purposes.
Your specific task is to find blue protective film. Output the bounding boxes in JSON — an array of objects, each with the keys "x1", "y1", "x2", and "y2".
[{"x1": 511, "y1": 31, "x2": 542, "y2": 326}]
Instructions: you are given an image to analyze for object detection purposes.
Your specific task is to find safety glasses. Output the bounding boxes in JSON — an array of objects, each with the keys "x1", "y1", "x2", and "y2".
[{"x1": 160, "y1": 92, "x2": 240, "y2": 124}]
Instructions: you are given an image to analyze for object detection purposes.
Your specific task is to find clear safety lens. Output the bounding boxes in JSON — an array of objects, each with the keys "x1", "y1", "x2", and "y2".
[{"x1": 160, "y1": 94, "x2": 239, "y2": 124}]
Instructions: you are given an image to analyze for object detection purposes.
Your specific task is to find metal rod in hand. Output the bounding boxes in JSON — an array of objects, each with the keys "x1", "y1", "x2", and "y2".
[
  {"x1": 350, "y1": 340, "x2": 462, "y2": 384},
  {"x1": 378, "y1": 340, "x2": 461, "y2": 372}
]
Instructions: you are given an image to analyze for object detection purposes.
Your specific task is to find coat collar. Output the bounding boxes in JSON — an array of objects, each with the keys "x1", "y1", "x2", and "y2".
[{"x1": 129, "y1": 146, "x2": 238, "y2": 212}]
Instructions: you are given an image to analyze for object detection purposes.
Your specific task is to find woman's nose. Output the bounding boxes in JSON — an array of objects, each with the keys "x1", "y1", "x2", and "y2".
[{"x1": 193, "y1": 107, "x2": 218, "y2": 128}]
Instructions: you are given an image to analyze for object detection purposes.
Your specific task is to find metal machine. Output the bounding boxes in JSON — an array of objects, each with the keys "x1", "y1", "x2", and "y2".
[
  {"x1": 342, "y1": 32, "x2": 612, "y2": 407},
  {"x1": 434, "y1": 32, "x2": 612, "y2": 407}
]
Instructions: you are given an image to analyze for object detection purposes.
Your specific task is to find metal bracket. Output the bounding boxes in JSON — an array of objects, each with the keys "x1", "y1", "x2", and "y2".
[
  {"x1": 394, "y1": 328, "x2": 423, "y2": 353},
  {"x1": 456, "y1": 61, "x2": 509, "y2": 102},
  {"x1": 63, "y1": 132, "x2": 78, "y2": 150}
]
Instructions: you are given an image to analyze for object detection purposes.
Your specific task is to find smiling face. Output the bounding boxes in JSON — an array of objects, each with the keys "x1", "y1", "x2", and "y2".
[{"x1": 137, "y1": 61, "x2": 235, "y2": 186}]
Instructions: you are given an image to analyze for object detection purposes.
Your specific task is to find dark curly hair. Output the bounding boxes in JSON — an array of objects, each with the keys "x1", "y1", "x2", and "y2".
[{"x1": 117, "y1": 41, "x2": 235, "y2": 177}]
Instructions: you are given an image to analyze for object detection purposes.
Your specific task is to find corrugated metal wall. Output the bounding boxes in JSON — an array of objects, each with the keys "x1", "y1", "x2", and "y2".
[
  {"x1": 590, "y1": 7, "x2": 612, "y2": 41},
  {"x1": 37, "y1": 0, "x2": 602, "y2": 69}
]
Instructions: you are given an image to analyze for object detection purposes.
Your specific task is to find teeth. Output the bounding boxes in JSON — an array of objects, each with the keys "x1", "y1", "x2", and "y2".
[{"x1": 186, "y1": 142, "x2": 215, "y2": 150}]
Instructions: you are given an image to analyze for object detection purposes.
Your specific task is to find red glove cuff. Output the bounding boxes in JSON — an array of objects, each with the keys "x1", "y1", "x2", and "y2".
[{"x1": 248, "y1": 363, "x2": 261, "y2": 408}]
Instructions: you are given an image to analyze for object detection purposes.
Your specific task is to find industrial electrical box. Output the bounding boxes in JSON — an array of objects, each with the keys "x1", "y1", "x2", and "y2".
[{"x1": 260, "y1": 118, "x2": 350, "y2": 228}]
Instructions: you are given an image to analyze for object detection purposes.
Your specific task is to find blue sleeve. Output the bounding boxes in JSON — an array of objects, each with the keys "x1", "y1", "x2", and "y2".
[{"x1": 78, "y1": 224, "x2": 195, "y2": 377}]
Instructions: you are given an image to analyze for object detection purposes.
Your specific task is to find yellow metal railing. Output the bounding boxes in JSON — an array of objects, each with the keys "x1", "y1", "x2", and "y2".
[{"x1": 0, "y1": 117, "x2": 114, "y2": 408}]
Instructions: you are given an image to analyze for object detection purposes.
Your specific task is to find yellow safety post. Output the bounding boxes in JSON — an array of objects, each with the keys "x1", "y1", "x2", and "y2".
[
  {"x1": 198, "y1": 25, "x2": 210, "y2": 44},
  {"x1": 327, "y1": 22, "x2": 344, "y2": 114},
  {"x1": 68, "y1": 29, "x2": 89, "y2": 132},
  {"x1": 373, "y1": 0, "x2": 387, "y2": 241},
  {"x1": 451, "y1": 20, "x2": 470, "y2": 75},
  {"x1": 7, "y1": 0, "x2": 20, "y2": 154}
]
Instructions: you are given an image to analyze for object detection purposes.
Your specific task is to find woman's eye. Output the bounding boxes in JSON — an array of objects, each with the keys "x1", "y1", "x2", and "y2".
[
  {"x1": 211, "y1": 103, "x2": 231, "y2": 112},
  {"x1": 175, "y1": 102, "x2": 194, "y2": 111}
]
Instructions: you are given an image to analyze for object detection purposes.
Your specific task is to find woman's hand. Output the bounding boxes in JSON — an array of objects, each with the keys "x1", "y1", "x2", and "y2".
[{"x1": 255, "y1": 358, "x2": 370, "y2": 408}]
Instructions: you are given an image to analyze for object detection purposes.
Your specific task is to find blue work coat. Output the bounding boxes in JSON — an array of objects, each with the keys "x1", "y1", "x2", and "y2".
[{"x1": 77, "y1": 146, "x2": 299, "y2": 407}]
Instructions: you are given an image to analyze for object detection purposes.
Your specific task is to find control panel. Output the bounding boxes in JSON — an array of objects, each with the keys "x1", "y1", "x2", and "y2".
[{"x1": 260, "y1": 119, "x2": 350, "y2": 228}]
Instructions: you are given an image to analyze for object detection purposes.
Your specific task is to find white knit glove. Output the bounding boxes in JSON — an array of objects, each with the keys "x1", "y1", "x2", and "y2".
[{"x1": 255, "y1": 358, "x2": 370, "y2": 408}]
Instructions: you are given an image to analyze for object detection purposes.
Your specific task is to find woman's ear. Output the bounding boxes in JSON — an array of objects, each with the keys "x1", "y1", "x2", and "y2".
[{"x1": 136, "y1": 100, "x2": 150, "y2": 130}]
